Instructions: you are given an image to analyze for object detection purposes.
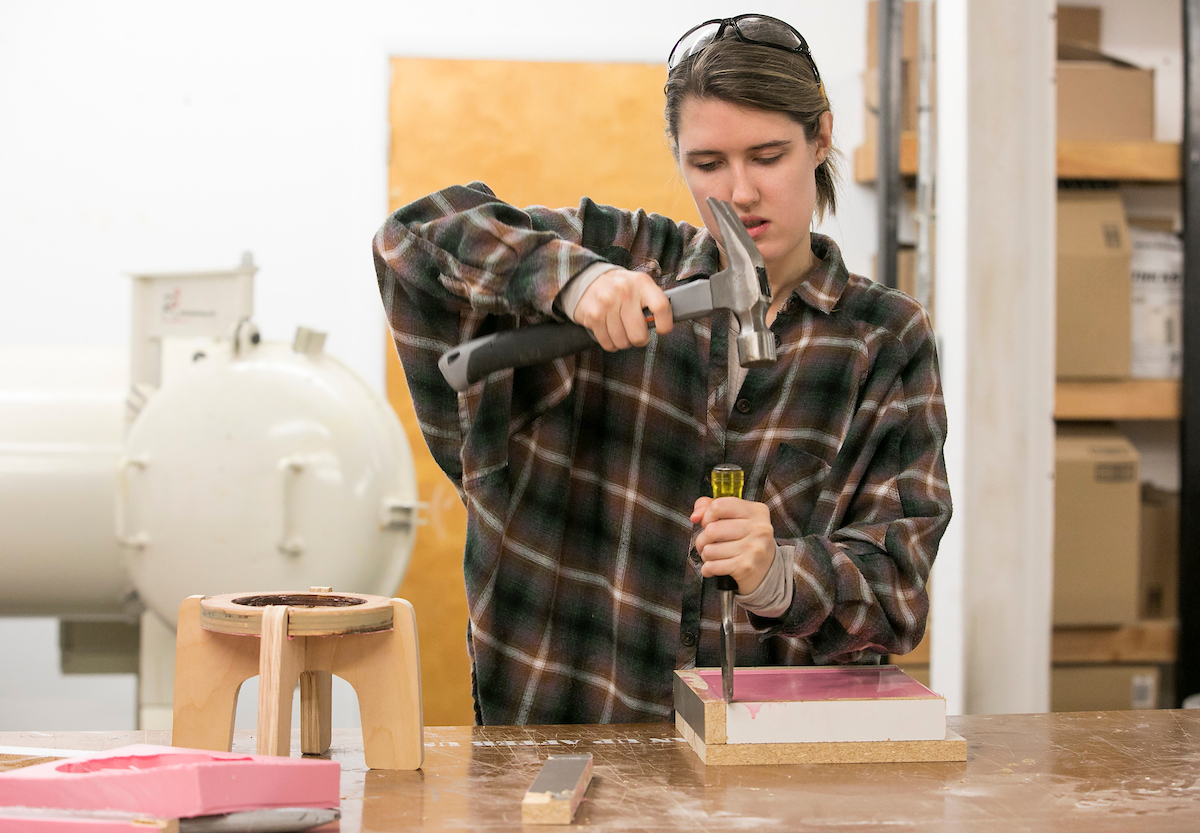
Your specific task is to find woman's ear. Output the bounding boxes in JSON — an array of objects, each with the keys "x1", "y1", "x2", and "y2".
[{"x1": 815, "y1": 111, "x2": 834, "y2": 165}]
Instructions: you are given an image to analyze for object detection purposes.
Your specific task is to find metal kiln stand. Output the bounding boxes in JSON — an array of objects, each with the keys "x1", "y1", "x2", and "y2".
[{"x1": 172, "y1": 588, "x2": 423, "y2": 770}]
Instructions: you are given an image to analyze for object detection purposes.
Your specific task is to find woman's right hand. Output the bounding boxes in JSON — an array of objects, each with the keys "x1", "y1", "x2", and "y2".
[{"x1": 572, "y1": 269, "x2": 674, "y2": 351}]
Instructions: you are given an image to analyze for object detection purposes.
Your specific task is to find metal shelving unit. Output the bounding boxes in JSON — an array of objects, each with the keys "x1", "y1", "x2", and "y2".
[{"x1": 1177, "y1": 0, "x2": 1200, "y2": 707}]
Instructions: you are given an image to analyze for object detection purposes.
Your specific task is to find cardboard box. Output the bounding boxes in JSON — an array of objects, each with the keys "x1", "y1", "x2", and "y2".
[
  {"x1": 1057, "y1": 189, "x2": 1132, "y2": 379},
  {"x1": 1057, "y1": 43, "x2": 1154, "y2": 141},
  {"x1": 1057, "y1": 5, "x2": 1101, "y2": 50},
  {"x1": 1054, "y1": 424, "x2": 1140, "y2": 626},
  {"x1": 1139, "y1": 484, "x2": 1179, "y2": 619},
  {"x1": 1129, "y1": 228, "x2": 1183, "y2": 379},
  {"x1": 1052, "y1": 664, "x2": 1159, "y2": 712}
]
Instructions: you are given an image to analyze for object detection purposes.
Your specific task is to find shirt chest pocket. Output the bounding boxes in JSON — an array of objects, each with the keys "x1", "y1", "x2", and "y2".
[{"x1": 760, "y1": 442, "x2": 832, "y2": 539}]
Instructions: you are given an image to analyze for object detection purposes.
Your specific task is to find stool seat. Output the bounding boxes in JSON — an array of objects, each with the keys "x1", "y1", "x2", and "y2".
[
  {"x1": 171, "y1": 588, "x2": 423, "y2": 770},
  {"x1": 200, "y1": 591, "x2": 395, "y2": 636}
]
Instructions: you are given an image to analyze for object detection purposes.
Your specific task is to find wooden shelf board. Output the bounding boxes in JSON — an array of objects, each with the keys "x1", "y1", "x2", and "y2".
[
  {"x1": 1057, "y1": 140, "x2": 1181, "y2": 182},
  {"x1": 854, "y1": 134, "x2": 918, "y2": 184},
  {"x1": 1052, "y1": 620, "x2": 1177, "y2": 665},
  {"x1": 855, "y1": 138, "x2": 1181, "y2": 184},
  {"x1": 1055, "y1": 379, "x2": 1180, "y2": 421}
]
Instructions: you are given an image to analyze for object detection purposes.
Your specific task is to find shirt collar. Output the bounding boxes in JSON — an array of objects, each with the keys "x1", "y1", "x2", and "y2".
[
  {"x1": 678, "y1": 230, "x2": 850, "y2": 316},
  {"x1": 794, "y1": 234, "x2": 850, "y2": 315}
]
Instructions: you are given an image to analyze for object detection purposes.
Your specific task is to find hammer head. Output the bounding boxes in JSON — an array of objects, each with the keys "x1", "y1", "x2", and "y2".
[{"x1": 706, "y1": 197, "x2": 776, "y2": 368}]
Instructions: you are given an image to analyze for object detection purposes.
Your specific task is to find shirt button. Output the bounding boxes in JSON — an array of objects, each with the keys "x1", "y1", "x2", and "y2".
[
  {"x1": 689, "y1": 549, "x2": 701, "y2": 565},
  {"x1": 774, "y1": 332, "x2": 782, "y2": 348},
  {"x1": 735, "y1": 398, "x2": 751, "y2": 414},
  {"x1": 681, "y1": 631, "x2": 697, "y2": 646}
]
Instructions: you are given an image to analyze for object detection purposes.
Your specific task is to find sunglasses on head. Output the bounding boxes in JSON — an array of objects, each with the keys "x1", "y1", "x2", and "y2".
[{"x1": 667, "y1": 13, "x2": 821, "y2": 86}]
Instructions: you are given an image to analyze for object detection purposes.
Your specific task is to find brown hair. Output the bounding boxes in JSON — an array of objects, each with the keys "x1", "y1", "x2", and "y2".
[{"x1": 664, "y1": 39, "x2": 839, "y2": 220}]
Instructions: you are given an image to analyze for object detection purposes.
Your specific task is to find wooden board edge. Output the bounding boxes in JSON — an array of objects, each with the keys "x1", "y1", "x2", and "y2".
[
  {"x1": 675, "y1": 711, "x2": 708, "y2": 765},
  {"x1": 672, "y1": 670, "x2": 725, "y2": 744},
  {"x1": 691, "y1": 729, "x2": 968, "y2": 766}
]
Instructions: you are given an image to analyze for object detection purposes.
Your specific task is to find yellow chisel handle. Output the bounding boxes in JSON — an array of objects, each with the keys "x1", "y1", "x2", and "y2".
[{"x1": 710, "y1": 464, "x2": 743, "y2": 592}]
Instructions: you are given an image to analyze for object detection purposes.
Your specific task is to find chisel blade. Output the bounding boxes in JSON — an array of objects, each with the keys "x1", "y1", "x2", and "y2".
[{"x1": 720, "y1": 585, "x2": 735, "y2": 702}]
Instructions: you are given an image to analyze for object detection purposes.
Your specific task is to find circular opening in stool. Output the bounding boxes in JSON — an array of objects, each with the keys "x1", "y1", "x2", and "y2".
[{"x1": 231, "y1": 593, "x2": 367, "y2": 608}]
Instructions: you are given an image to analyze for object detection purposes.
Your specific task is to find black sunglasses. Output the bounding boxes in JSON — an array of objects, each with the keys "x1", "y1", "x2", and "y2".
[{"x1": 667, "y1": 13, "x2": 821, "y2": 86}]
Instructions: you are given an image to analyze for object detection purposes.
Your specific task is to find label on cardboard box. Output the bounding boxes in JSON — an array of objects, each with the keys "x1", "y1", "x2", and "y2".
[{"x1": 1130, "y1": 228, "x2": 1183, "y2": 379}]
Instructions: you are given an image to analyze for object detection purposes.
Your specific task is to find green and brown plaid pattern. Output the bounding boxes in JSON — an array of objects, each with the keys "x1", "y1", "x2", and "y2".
[{"x1": 374, "y1": 182, "x2": 951, "y2": 725}]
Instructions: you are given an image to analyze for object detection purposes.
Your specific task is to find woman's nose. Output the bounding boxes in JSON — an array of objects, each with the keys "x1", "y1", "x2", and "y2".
[{"x1": 729, "y1": 165, "x2": 758, "y2": 208}]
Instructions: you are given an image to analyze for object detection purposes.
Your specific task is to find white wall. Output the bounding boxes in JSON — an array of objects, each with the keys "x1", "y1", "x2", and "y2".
[
  {"x1": 0, "y1": 1, "x2": 879, "y2": 369},
  {"x1": 0, "y1": 1, "x2": 881, "y2": 730}
]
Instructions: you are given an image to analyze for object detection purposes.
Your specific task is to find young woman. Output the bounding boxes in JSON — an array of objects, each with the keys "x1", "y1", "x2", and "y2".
[{"x1": 373, "y1": 14, "x2": 951, "y2": 726}]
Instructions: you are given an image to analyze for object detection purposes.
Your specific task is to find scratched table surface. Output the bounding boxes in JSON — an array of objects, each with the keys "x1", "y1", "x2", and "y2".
[{"x1": 3, "y1": 710, "x2": 1199, "y2": 831}]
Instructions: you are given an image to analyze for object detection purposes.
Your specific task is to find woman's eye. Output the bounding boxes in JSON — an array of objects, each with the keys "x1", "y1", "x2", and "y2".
[
  {"x1": 694, "y1": 161, "x2": 720, "y2": 172},
  {"x1": 756, "y1": 155, "x2": 783, "y2": 166}
]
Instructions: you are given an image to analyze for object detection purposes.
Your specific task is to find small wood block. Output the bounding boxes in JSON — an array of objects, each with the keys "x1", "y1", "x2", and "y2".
[
  {"x1": 521, "y1": 754, "x2": 593, "y2": 825},
  {"x1": 0, "y1": 744, "x2": 339, "y2": 819},
  {"x1": 674, "y1": 667, "x2": 967, "y2": 766}
]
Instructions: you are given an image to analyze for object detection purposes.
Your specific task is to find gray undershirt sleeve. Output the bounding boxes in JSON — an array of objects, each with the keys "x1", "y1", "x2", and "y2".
[
  {"x1": 555, "y1": 262, "x2": 619, "y2": 320},
  {"x1": 736, "y1": 543, "x2": 795, "y2": 619}
]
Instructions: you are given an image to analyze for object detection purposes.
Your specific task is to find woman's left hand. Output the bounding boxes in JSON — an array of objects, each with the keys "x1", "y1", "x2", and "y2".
[{"x1": 690, "y1": 496, "x2": 777, "y2": 595}]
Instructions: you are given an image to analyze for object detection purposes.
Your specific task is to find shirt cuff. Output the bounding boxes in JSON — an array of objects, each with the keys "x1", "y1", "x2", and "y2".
[
  {"x1": 735, "y1": 543, "x2": 795, "y2": 620},
  {"x1": 555, "y1": 262, "x2": 619, "y2": 321}
]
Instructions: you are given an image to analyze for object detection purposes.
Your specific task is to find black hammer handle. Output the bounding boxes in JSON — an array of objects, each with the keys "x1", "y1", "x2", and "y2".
[
  {"x1": 438, "y1": 322, "x2": 597, "y2": 392},
  {"x1": 438, "y1": 280, "x2": 715, "y2": 392}
]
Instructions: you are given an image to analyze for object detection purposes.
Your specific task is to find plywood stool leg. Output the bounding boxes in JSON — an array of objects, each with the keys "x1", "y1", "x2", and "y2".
[
  {"x1": 333, "y1": 598, "x2": 423, "y2": 769},
  {"x1": 300, "y1": 670, "x2": 332, "y2": 755},
  {"x1": 257, "y1": 605, "x2": 306, "y2": 757},
  {"x1": 172, "y1": 595, "x2": 259, "y2": 752}
]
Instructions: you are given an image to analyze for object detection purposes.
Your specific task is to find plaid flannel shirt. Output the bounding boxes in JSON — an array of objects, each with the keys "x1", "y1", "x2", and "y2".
[{"x1": 373, "y1": 182, "x2": 951, "y2": 725}]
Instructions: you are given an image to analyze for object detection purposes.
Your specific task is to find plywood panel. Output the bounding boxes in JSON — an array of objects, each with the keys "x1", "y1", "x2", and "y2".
[{"x1": 386, "y1": 58, "x2": 700, "y2": 726}]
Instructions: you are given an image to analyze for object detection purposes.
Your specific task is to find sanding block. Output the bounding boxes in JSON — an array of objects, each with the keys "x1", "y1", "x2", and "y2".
[{"x1": 521, "y1": 754, "x2": 594, "y2": 825}]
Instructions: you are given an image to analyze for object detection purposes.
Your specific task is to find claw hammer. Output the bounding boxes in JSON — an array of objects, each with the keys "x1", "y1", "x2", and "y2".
[{"x1": 437, "y1": 198, "x2": 777, "y2": 391}]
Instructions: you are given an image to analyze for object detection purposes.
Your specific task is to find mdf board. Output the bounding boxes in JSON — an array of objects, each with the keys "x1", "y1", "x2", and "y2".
[
  {"x1": 673, "y1": 668, "x2": 967, "y2": 766},
  {"x1": 386, "y1": 57, "x2": 702, "y2": 726}
]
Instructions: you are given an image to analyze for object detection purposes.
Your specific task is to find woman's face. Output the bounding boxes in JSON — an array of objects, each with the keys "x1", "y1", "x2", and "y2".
[{"x1": 676, "y1": 96, "x2": 832, "y2": 287}]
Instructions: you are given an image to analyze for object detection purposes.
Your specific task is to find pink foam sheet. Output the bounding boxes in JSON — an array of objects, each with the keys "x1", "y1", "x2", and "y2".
[
  {"x1": 696, "y1": 666, "x2": 941, "y2": 703},
  {"x1": 0, "y1": 744, "x2": 339, "y2": 820}
]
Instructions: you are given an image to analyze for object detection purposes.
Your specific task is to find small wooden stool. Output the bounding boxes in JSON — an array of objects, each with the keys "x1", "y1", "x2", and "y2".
[{"x1": 171, "y1": 588, "x2": 423, "y2": 769}]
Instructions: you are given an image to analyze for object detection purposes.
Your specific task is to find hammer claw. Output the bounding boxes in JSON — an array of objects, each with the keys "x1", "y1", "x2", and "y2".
[{"x1": 706, "y1": 198, "x2": 767, "y2": 275}]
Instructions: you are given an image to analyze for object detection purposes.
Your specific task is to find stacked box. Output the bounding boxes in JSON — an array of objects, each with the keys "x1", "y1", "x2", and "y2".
[
  {"x1": 1053, "y1": 424, "x2": 1140, "y2": 626},
  {"x1": 1052, "y1": 665, "x2": 1159, "y2": 712},
  {"x1": 1129, "y1": 228, "x2": 1183, "y2": 379},
  {"x1": 1057, "y1": 189, "x2": 1132, "y2": 379}
]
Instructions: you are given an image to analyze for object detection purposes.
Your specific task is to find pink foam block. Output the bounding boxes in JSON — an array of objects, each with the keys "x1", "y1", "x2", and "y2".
[
  {"x1": 696, "y1": 666, "x2": 940, "y2": 702},
  {"x1": 0, "y1": 745, "x2": 339, "y2": 820}
]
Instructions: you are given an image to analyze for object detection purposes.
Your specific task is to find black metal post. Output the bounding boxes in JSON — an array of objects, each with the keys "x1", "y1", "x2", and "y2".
[
  {"x1": 877, "y1": 0, "x2": 904, "y2": 290},
  {"x1": 1178, "y1": 0, "x2": 1200, "y2": 706}
]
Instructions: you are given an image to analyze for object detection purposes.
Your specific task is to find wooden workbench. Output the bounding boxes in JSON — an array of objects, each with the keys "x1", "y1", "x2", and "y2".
[{"x1": 4, "y1": 710, "x2": 1199, "y2": 831}]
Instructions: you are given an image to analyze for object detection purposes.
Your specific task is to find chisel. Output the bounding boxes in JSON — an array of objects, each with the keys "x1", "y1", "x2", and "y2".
[{"x1": 710, "y1": 463, "x2": 744, "y2": 703}]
